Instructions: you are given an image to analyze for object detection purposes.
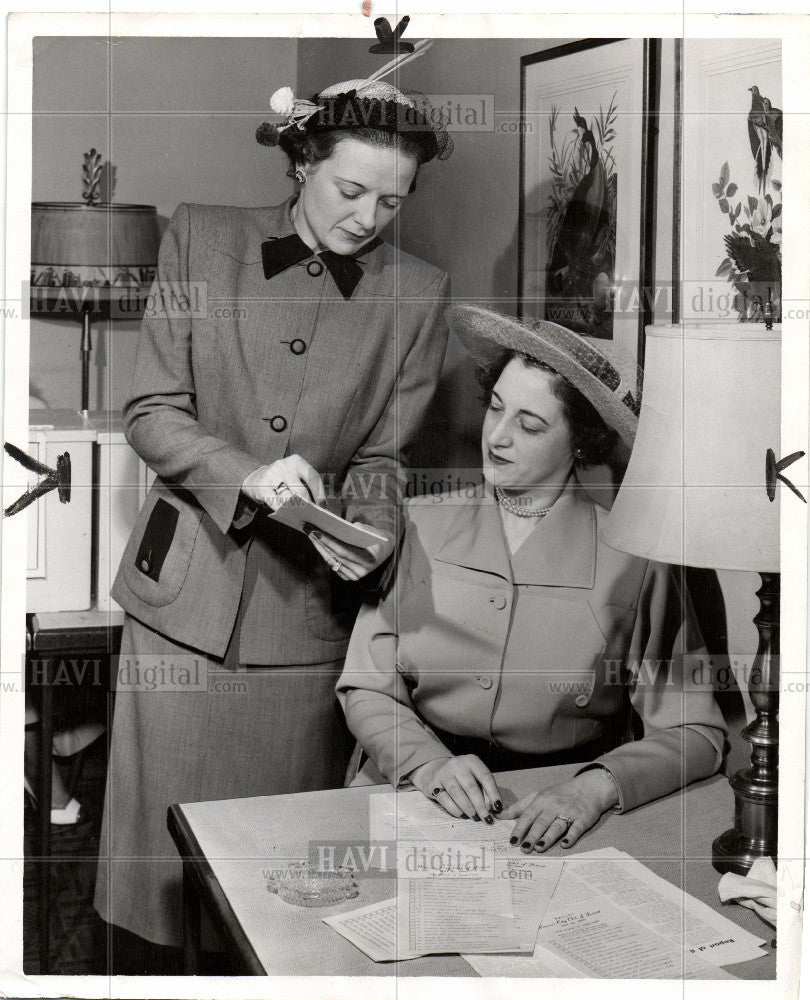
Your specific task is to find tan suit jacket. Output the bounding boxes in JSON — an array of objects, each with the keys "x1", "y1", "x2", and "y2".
[
  {"x1": 112, "y1": 200, "x2": 450, "y2": 660},
  {"x1": 337, "y1": 480, "x2": 727, "y2": 811}
]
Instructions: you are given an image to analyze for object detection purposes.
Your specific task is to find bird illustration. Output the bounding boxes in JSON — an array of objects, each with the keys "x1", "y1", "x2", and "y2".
[
  {"x1": 369, "y1": 16, "x2": 414, "y2": 54},
  {"x1": 760, "y1": 96, "x2": 783, "y2": 159},
  {"x1": 549, "y1": 108, "x2": 611, "y2": 280},
  {"x1": 748, "y1": 86, "x2": 782, "y2": 192},
  {"x1": 546, "y1": 109, "x2": 615, "y2": 336},
  {"x1": 724, "y1": 230, "x2": 781, "y2": 285}
]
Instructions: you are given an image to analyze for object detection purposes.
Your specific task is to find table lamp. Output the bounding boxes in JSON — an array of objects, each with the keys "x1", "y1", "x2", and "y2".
[
  {"x1": 30, "y1": 149, "x2": 160, "y2": 415},
  {"x1": 601, "y1": 322, "x2": 800, "y2": 875}
]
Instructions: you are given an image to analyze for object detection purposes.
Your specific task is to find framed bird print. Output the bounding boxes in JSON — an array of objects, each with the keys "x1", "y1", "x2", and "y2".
[
  {"x1": 679, "y1": 38, "x2": 782, "y2": 323},
  {"x1": 519, "y1": 38, "x2": 658, "y2": 364}
]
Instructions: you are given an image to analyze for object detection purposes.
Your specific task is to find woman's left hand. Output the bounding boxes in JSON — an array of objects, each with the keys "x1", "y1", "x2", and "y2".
[
  {"x1": 499, "y1": 768, "x2": 620, "y2": 853},
  {"x1": 307, "y1": 527, "x2": 395, "y2": 581}
]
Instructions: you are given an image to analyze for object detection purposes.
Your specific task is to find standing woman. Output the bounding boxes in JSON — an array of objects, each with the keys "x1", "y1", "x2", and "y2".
[{"x1": 94, "y1": 69, "x2": 451, "y2": 959}]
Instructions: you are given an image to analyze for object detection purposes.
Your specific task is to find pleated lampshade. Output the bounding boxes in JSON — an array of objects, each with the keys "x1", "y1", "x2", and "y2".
[
  {"x1": 31, "y1": 202, "x2": 160, "y2": 295},
  {"x1": 29, "y1": 152, "x2": 163, "y2": 412},
  {"x1": 601, "y1": 323, "x2": 781, "y2": 573}
]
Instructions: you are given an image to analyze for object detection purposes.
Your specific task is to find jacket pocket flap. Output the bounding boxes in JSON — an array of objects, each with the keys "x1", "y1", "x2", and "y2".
[{"x1": 135, "y1": 498, "x2": 179, "y2": 582}]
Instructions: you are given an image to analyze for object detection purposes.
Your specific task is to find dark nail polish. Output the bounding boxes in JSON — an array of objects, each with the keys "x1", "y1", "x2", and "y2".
[
  {"x1": 537, "y1": 840, "x2": 545, "y2": 848},
  {"x1": 493, "y1": 800, "x2": 502, "y2": 813},
  {"x1": 432, "y1": 787, "x2": 441, "y2": 796},
  {"x1": 521, "y1": 841, "x2": 532, "y2": 851},
  {"x1": 473, "y1": 815, "x2": 481, "y2": 822},
  {"x1": 509, "y1": 836, "x2": 518, "y2": 845},
  {"x1": 484, "y1": 814, "x2": 494, "y2": 825},
  {"x1": 461, "y1": 813, "x2": 469, "y2": 819}
]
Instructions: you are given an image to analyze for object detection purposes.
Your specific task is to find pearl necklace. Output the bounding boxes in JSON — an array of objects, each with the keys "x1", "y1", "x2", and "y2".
[{"x1": 495, "y1": 487, "x2": 555, "y2": 518}]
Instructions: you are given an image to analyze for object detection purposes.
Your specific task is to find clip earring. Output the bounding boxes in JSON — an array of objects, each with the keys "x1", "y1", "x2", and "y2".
[{"x1": 295, "y1": 168, "x2": 307, "y2": 185}]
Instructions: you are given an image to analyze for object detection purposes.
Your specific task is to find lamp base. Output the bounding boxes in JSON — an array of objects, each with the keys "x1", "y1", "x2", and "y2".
[
  {"x1": 712, "y1": 764, "x2": 777, "y2": 874},
  {"x1": 712, "y1": 572, "x2": 779, "y2": 876},
  {"x1": 712, "y1": 827, "x2": 776, "y2": 876}
]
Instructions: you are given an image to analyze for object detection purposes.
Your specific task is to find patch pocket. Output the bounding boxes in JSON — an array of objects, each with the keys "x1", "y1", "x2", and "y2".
[{"x1": 121, "y1": 492, "x2": 204, "y2": 607}]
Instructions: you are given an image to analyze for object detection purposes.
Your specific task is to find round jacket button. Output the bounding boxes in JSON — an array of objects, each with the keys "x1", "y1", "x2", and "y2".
[
  {"x1": 306, "y1": 260, "x2": 324, "y2": 277},
  {"x1": 290, "y1": 338, "x2": 306, "y2": 355},
  {"x1": 575, "y1": 694, "x2": 590, "y2": 708},
  {"x1": 269, "y1": 415, "x2": 287, "y2": 432},
  {"x1": 490, "y1": 594, "x2": 507, "y2": 610},
  {"x1": 476, "y1": 675, "x2": 493, "y2": 690}
]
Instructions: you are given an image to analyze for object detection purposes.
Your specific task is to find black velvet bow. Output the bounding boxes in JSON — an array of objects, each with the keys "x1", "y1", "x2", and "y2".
[{"x1": 261, "y1": 232, "x2": 379, "y2": 300}]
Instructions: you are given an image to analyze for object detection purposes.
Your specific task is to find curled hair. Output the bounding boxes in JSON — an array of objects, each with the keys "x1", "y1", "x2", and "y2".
[
  {"x1": 475, "y1": 350, "x2": 619, "y2": 469},
  {"x1": 276, "y1": 127, "x2": 425, "y2": 193},
  {"x1": 256, "y1": 90, "x2": 451, "y2": 191}
]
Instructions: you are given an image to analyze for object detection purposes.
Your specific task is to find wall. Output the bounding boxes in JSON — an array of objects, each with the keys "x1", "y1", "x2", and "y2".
[{"x1": 30, "y1": 35, "x2": 297, "y2": 412}]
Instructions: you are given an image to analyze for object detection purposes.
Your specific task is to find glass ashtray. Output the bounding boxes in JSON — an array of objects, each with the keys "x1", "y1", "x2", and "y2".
[{"x1": 265, "y1": 861, "x2": 359, "y2": 908}]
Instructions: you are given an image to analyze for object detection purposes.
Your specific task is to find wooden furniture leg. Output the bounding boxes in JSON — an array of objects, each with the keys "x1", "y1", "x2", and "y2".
[{"x1": 182, "y1": 860, "x2": 202, "y2": 975}]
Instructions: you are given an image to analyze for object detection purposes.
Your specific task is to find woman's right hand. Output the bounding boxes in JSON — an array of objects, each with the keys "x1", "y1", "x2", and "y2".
[
  {"x1": 408, "y1": 755, "x2": 502, "y2": 823},
  {"x1": 241, "y1": 455, "x2": 325, "y2": 508}
]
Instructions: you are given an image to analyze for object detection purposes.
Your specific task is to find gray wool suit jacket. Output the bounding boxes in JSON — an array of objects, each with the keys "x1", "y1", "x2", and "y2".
[{"x1": 111, "y1": 199, "x2": 450, "y2": 661}]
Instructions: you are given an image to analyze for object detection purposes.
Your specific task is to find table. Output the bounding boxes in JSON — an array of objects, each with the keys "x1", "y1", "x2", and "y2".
[
  {"x1": 27, "y1": 608, "x2": 123, "y2": 974},
  {"x1": 167, "y1": 766, "x2": 776, "y2": 979}
]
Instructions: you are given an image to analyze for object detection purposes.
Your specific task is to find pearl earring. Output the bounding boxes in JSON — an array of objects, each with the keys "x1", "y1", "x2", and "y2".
[{"x1": 295, "y1": 168, "x2": 306, "y2": 185}]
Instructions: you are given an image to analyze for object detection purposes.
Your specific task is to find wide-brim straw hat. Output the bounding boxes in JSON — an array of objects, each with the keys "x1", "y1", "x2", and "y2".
[{"x1": 446, "y1": 304, "x2": 641, "y2": 448}]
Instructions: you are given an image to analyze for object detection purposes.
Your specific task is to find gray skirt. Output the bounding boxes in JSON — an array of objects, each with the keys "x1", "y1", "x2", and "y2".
[{"x1": 94, "y1": 614, "x2": 352, "y2": 947}]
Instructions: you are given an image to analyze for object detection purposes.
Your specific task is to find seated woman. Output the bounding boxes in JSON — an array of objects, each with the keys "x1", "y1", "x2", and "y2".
[{"x1": 336, "y1": 304, "x2": 727, "y2": 854}]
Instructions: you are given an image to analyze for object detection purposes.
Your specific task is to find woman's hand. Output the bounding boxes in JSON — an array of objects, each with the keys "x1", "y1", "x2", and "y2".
[
  {"x1": 408, "y1": 755, "x2": 502, "y2": 822},
  {"x1": 242, "y1": 456, "x2": 325, "y2": 507},
  {"x1": 500, "y1": 768, "x2": 620, "y2": 853},
  {"x1": 242, "y1": 458, "x2": 394, "y2": 581},
  {"x1": 307, "y1": 529, "x2": 395, "y2": 582}
]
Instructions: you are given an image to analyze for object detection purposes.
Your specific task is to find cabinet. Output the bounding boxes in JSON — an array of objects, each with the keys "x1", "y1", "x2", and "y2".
[
  {"x1": 26, "y1": 410, "x2": 95, "y2": 612},
  {"x1": 25, "y1": 410, "x2": 151, "y2": 613}
]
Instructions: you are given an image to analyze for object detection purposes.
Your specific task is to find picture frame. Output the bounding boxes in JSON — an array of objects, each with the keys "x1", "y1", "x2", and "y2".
[
  {"x1": 518, "y1": 38, "x2": 659, "y2": 364},
  {"x1": 678, "y1": 38, "x2": 782, "y2": 324}
]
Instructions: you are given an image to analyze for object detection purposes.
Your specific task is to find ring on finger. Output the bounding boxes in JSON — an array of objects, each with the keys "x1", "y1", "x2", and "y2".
[
  {"x1": 332, "y1": 559, "x2": 343, "y2": 573},
  {"x1": 531, "y1": 816, "x2": 572, "y2": 848}
]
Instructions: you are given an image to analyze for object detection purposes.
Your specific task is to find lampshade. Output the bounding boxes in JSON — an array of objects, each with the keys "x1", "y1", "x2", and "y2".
[
  {"x1": 602, "y1": 323, "x2": 781, "y2": 573},
  {"x1": 30, "y1": 201, "x2": 160, "y2": 303}
]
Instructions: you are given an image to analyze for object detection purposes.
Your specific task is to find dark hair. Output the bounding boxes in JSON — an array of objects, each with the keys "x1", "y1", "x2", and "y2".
[
  {"x1": 256, "y1": 90, "x2": 450, "y2": 191},
  {"x1": 475, "y1": 350, "x2": 619, "y2": 469},
  {"x1": 275, "y1": 128, "x2": 424, "y2": 194}
]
